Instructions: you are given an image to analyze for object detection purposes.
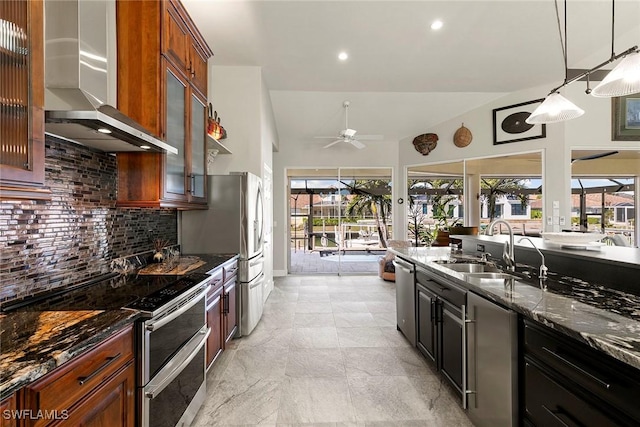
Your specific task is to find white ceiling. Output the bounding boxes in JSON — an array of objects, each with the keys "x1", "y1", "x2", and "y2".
[{"x1": 183, "y1": 0, "x2": 640, "y2": 145}]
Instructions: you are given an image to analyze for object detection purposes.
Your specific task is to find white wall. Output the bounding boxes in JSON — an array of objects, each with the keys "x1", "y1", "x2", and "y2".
[{"x1": 208, "y1": 66, "x2": 263, "y2": 176}]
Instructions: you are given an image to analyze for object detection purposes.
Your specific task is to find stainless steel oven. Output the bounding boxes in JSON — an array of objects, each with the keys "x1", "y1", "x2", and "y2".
[{"x1": 131, "y1": 275, "x2": 211, "y2": 427}]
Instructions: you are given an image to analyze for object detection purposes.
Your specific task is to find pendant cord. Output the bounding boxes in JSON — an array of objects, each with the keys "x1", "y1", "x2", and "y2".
[
  {"x1": 610, "y1": 0, "x2": 615, "y2": 58},
  {"x1": 554, "y1": 0, "x2": 568, "y2": 86}
]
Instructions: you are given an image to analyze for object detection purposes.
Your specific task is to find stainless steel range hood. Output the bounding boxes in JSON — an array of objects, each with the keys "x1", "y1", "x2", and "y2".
[{"x1": 44, "y1": 0, "x2": 177, "y2": 154}]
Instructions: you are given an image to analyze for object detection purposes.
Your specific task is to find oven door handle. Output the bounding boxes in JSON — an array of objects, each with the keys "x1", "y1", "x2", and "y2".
[
  {"x1": 145, "y1": 285, "x2": 210, "y2": 332},
  {"x1": 144, "y1": 327, "x2": 210, "y2": 399}
]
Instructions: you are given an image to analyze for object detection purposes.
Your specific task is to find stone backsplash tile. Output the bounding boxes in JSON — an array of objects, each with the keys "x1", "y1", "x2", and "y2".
[{"x1": 0, "y1": 138, "x2": 177, "y2": 303}]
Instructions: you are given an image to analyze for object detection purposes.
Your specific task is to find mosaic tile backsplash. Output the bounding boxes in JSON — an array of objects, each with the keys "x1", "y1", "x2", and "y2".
[{"x1": 0, "y1": 138, "x2": 178, "y2": 303}]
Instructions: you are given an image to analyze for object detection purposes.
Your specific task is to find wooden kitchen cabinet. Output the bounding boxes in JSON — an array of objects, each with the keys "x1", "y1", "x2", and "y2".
[
  {"x1": 1, "y1": 393, "x2": 18, "y2": 427},
  {"x1": 223, "y1": 267, "x2": 238, "y2": 343},
  {"x1": 0, "y1": 0, "x2": 50, "y2": 201},
  {"x1": 22, "y1": 326, "x2": 135, "y2": 427},
  {"x1": 206, "y1": 283, "x2": 224, "y2": 369},
  {"x1": 205, "y1": 258, "x2": 239, "y2": 370},
  {"x1": 116, "y1": 0, "x2": 212, "y2": 209}
]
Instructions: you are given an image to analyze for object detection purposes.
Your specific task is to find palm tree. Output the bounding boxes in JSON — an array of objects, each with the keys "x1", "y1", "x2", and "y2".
[
  {"x1": 481, "y1": 178, "x2": 529, "y2": 221},
  {"x1": 344, "y1": 180, "x2": 392, "y2": 248}
]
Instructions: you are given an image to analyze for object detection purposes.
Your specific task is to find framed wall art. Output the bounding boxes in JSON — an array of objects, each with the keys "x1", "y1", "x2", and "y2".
[
  {"x1": 493, "y1": 99, "x2": 546, "y2": 145},
  {"x1": 612, "y1": 94, "x2": 640, "y2": 141}
]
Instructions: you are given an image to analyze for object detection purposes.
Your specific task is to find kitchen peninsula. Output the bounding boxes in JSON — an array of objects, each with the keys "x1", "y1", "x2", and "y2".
[{"x1": 390, "y1": 235, "x2": 640, "y2": 426}]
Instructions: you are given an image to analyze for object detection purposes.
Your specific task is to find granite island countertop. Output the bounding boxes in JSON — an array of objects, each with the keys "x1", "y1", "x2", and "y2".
[
  {"x1": 0, "y1": 253, "x2": 238, "y2": 400},
  {"x1": 389, "y1": 246, "x2": 640, "y2": 371}
]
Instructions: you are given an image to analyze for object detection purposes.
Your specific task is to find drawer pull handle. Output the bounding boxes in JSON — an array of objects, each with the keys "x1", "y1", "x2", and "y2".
[
  {"x1": 542, "y1": 347, "x2": 611, "y2": 390},
  {"x1": 78, "y1": 353, "x2": 122, "y2": 385}
]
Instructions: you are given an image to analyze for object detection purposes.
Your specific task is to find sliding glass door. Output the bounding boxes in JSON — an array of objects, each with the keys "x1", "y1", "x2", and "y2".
[{"x1": 288, "y1": 167, "x2": 392, "y2": 275}]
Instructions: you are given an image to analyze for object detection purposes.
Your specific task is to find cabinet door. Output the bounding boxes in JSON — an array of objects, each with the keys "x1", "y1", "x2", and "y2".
[
  {"x1": 0, "y1": 0, "x2": 46, "y2": 196},
  {"x1": 206, "y1": 286, "x2": 223, "y2": 369},
  {"x1": 188, "y1": 92, "x2": 207, "y2": 202},
  {"x1": 416, "y1": 285, "x2": 437, "y2": 363},
  {"x1": 440, "y1": 303, "x2": 463, "y2": 393},
  {"x1": 224, "y1": 280, "x2": 237, "y2": 343},
  {"x1": 53, "y1": 362, "x2": 135, "y2": 427},
  {"x1": 189, "y1": 41, "x2": 208, "y2": 97},
  {"x1": 1, "y1": 394, "x2": 17, "y2": 427},
  {"x1": 164, "y1": 63, "x2": 187, "y2": 200},
  {"x1": 162, "y1": 0, "x2": 189, "y2": 72}
]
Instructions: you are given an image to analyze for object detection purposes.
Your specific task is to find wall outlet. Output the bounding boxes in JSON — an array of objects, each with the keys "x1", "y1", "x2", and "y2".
[
  {"x1": 476, "y1": 244, "x2": 485, "y2": 253},
  {"x1": 559, "y1": 216, "x2": 566, "y2": 226},
  {"x1": 547, "y1": 216, "x2": 553, "y2": 226}
]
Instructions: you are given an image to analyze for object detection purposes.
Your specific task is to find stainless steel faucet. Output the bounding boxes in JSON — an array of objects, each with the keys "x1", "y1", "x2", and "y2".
[
  {"x1": 486, "y1": 219, "x2": 515, "y2": 272},
  {"x1": 517, "y1": 237, "x2": 548, "y2": 280}
]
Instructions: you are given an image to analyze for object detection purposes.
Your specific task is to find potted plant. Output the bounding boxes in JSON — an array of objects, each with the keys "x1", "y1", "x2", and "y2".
[{"x1": 431, "y1": 195, "x2": 461, "y2": 246}]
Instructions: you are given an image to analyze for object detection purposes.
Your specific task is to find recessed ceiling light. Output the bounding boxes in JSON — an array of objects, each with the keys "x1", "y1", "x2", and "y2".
[
  {"x1": 338, "y1": 52, "x2": 348, "y2": 61},
  {"x1": 97, "y1": 127, "x2": 112, "y2": 134},
  {"x1": 431, "y1": 20, "x2": 443, "y2": 30},
  {"x1": 140, "y1": 145, "x2": 151, "y2": 150}
]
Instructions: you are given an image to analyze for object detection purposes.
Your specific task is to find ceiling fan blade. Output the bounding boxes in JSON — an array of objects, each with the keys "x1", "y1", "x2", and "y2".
[
  {"x1": 323, "y1": 140, "x2": 342, "y2": 149},
  {"x1": 356, "y1": 134, "x2": 383, "y2": 140},
  {"x1": 314, "y1": 136, "x2": 339, "y2": 139},
  {"x1": 349, "y1": 139, "x2": 366, "y2": 149},
  {"x1": 571, "y1": 151, "x2": 619, "y2": 163}
]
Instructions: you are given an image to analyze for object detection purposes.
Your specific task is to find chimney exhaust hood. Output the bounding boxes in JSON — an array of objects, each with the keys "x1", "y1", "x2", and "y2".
[{"x1": 44, "y1": 0, "x2": 177, "y2": 155}]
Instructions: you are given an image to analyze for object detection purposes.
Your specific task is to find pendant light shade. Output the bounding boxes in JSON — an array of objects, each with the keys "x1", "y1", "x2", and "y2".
[
  {"x1": 526, "y1": 93, "x2": 585, "y2": 124},
  {"x1": 591, "y1": 51, "x2": 640, "y2": 97}
]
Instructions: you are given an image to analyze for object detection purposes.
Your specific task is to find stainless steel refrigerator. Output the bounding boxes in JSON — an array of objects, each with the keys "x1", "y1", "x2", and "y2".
[{"x1": 180, "y1": 172, "x2": 265, "y2": 336}]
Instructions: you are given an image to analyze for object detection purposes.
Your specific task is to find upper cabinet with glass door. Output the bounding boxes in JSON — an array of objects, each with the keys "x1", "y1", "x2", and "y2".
[
  {"x1": 115, "y1": 0, "x2": 212, "y2": 209},
  {"x1": 0, "y1": 0, "x2": 50, "y2": 200}
]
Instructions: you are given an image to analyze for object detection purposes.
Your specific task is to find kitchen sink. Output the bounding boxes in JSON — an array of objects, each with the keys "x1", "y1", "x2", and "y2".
[{"x1": 441, "y1": 263, "x2": 502, "y2": 274}]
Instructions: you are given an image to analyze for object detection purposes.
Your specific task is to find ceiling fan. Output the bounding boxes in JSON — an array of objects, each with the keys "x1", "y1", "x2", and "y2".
[{"x1": 314, "y1": 101, "x2": 383, "y2": 149}]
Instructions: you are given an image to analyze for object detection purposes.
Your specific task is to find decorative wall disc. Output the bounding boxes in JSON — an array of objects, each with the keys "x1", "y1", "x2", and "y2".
[
  {"x1": 412, "y1": 133, "x2": 438, "y2": 156},
  {"x1": 501, "y1": 112, "x2": 534, "y2": 134}
]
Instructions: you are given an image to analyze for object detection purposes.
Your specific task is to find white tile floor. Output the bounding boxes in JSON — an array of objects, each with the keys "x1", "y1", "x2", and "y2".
[{"x1": 191, "y1": 275, "x2": 475, "y2": 427}]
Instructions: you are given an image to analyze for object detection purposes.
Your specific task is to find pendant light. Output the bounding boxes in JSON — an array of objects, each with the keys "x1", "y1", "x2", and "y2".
[
  {"x1": 592, "y1": 0, "x2": 640, "y2": 97},
  {"x1": 527, "y1": 0, "x2": 640, "y2": 124},
  {"x1": 527, "y1": 0, "x2": 584, "y2": 125},
  {"x1": 592, "y1": 52, "x2": 640, "y2": 97},
  {"x1": 527, "y1": 92, "x2": 584, "y2": 124}
]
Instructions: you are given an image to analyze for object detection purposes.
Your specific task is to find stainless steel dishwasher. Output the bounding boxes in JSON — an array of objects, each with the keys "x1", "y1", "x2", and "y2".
[
  {"x1": 465, "y1": 291, "x2": 518, "y2": 427},
  {"x1": 393, "y1": 257, "x2": 416, "y2": 346}
]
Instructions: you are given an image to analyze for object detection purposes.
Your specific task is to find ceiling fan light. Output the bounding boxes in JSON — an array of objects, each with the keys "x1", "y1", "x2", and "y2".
[
  {"x1": 591, "y1": 51, "x2": 640, "y2": 97},
  {"x1": 344, "y1": 128, "x2": 357, "y2": 137},
  {"x1": 526, "y1": 93, "x2": 585, "y2": 124}
]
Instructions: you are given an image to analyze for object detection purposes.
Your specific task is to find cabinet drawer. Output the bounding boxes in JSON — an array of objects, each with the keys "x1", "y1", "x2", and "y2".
[
  {"x1": 206, "y1": 267, "x2": 224, "y2": 298},
  {"x1": 524, "y1": 320, "x2": 640, "y2": 423},
  {"x1": 524, "y1": 358, "x2": 621, "y2": 427},
  {"x1": 23, "y1": 326, "x2": 133, "y2": 427},
  {"x1": 416, "y1": 268, "x2": 466, "y2": 307},
  {"x1": 223, "y1": 260, "x2": 238, "y2": 283}
]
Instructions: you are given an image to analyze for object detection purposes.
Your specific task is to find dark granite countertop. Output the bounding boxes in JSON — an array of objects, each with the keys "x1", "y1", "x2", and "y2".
[
  {"x1": 389, "y1": 246, "x2": 640, "y2": 371},
  {"x1": 0, "y1": 253, "x2": 238, "y2": 400}
]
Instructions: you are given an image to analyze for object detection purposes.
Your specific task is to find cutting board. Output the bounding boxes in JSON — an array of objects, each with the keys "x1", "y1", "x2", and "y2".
[{"x1": 138, "y1": 256, "x2": 206, "y2": 275}]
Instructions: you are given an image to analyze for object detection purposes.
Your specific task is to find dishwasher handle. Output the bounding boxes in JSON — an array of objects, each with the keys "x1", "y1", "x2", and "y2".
[{"x1": 393, "y1": 259, "x2": 414, "y2": 273}]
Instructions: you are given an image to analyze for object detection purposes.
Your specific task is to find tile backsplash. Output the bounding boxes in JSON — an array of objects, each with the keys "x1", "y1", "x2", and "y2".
[{"x1": 0, "y1": 138, "x2": 177, "y2": 303}]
